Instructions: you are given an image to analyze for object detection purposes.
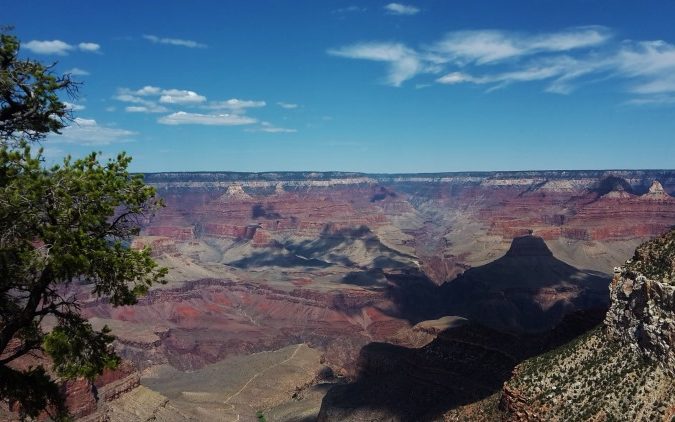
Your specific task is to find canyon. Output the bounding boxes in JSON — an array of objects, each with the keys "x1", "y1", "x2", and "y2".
[{"x1": 3, "y1": 170, "x2": 675, "y2": 421}]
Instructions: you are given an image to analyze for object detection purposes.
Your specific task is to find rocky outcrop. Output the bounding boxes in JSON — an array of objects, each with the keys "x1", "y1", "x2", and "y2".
[
  {"x1": 498, "y1": 385, "x2": 539, "y2": 422},
  {"x1": 94, "y1": 361, "x2": 141, "y2": 402},
  {"x1": 605, "y1": 229, "x2": 675, "y2": 374},
  {"x1": 62, "y1": 378, "x2": 98, "y2": 419},
  {"x1": 645, "y1": 180, "x2": 671, "y2": 200}
]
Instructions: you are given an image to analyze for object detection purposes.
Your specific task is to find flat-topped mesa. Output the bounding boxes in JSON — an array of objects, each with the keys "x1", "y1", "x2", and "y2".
[
  {"x1": 605, "y1": 229, "x2": 675, "y2": 374},
  {"x1": 505, "y1": 234, "x2": 553, "y2": 257}
]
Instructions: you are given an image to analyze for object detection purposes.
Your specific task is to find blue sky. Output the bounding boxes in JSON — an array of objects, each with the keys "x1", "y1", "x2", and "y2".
[{"x1": 6, "y1": 1, "x2": 675, "y2": 172}]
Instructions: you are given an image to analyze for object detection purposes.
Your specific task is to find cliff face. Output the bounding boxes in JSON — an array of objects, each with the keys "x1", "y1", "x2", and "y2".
[
  {"x1": 605, "y1": 229, "x2": 675, "y2": 374},
  {"x1": 501, "y1": 229, "x2": 675, "y2": 421}
]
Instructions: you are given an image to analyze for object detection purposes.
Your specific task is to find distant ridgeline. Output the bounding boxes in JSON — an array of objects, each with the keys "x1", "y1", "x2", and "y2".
[{"x1": 141, "y1": 169, "x2": 675, "y2": 187}]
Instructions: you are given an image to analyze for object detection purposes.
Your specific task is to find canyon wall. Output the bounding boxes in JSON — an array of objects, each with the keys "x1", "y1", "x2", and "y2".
[{"x1": 605, "y1": 229, "x2": 675, "y2": 374}]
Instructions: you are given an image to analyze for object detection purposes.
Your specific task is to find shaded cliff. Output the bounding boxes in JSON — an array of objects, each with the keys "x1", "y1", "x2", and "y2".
[
  {"x1": 317, "y1": 310, "x2": 606, "y2": 422},
  {"x1": 441, "y1": 235, "x2": 610, "y2": 333},
  {"x1": 501, "y1": 229, "x2": 675, "y2": 421}
]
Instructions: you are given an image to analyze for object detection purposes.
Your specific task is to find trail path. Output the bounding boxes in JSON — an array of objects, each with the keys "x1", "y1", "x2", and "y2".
[{"x1": 223, "y1": 344, "x2": 303, "y2": 419}]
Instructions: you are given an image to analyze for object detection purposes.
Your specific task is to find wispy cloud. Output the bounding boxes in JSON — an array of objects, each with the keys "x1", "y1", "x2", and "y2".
[
  {"x1": 328, "y1": 42, "x2": 430, "y2": 87},
  {"x1": 158, "y1": 111, "x2": 256, "y2": 126},
  {"x1": 277, "y1": 102, "x2": 299, "y2": 109},
  {"x1": 429, "y1": 26, "x2": 611, "y2": 65},
  {"x1": 330, "y1": 27, "x2": 612, "y2": 87},
  {"x1": 124, "y1": 105, "x2": 169, "y2": 113},
  {"x1": 333, "y1": 5, "x2": 367, "y2": 14},
  {"x1": 615, "y1": 41, "x2": 675, "y2": 95},
  {"x1": 434, "y1": 38, "x2": 675, "y2": 100},
  {"x1": 24, "y1": 40, "x2": 101, "y2": 55},
  {"x1": 326, "y1": 25, "x2": 675, "y2": 103},
  {"x1": 65, "y1": 67, "x2": 90, "y2": 76},
  {"x1": 63, "y1": 101, "x2": 86, "y2": 111},
  {"x1": 436, "y1": 55, "x2": 608, "y2": 94},
  {"x1": 143, "y1": 34, "x2": 207, "y2": 49},
  {"x1": 384, "y1": 3, "x2": 420, "y2": 16},
  {"x1": 246, "y1": 122, "x2": 297, "y2": 133},
  {"x1": 206, "y1": 99, "x2": 266, "y2": 111},
  {"x1": 49, "y1": 118, "x2": 136, "y2": 145}
]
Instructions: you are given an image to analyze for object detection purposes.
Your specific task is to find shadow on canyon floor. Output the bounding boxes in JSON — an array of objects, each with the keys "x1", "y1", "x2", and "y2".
[
  {"x1": 316, "y1": 236, "x2": 613, "y2": 420},
  {"x1": 375, "y1": 236, "x2": 610, "y2": 331},
  {"x1": 318, "y1": 308, "x2": 608, "y2": 421}
]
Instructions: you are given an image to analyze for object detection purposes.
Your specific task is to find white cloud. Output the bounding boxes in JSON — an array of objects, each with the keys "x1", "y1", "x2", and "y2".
[
  {"x1": 114, "y1": 90, "x2": 168, "y2": 113},
  {"x1": 24, "y1": 40, "x2": 74, "y2": 55},
  {"x1": 50, "y1": 118, "x2": 136, "y2": 145},
  {"x1": 159, "y1": 89, "x2": 207, "y2": 104},
  {"x1": 437, "y1": 55, "x2": 608, "y2": 94},
  {"x1": 384, "y1": 3, "x2": 420, "y2": 15},
  {"x1": 429, "y1": 26, "x2": 611, "y2": 65},
  {"x1": 277, "y1": 102, "x2": 299, "y2": 109},
  {"x1": 114, "y1": 93, "x2": 146, "y2": 104},
  {"x1": 623, "y1": 95, "x2": 675, "y2": 106},
  {"x1": 134, "y1": 86, "x2": 162, "y2": 96},
  {"x1": 436, "y1": 72, "x2": 479, "y2": 85},
  {"x1": 330, "y1": 26, "x2": 612, "y2": 87},
  {"x1": 247, "y1": 122, "x2": 297, "y2": 133},
  {"x1": 66, "y1": 67, "x2": 90, "y2": 76},
  {"x1": 615, "y1": 41, "x2": 675, "y2": 95},
  {"x1": 63, "y1": 101, "x2": 86, "y2": 111},
  {"x1": 206, "y1": 99, "x2": 266, "y2": 110},
  {"x1": 333, "y1": 5, "x2": 367, "y2": 13},
  {"x1": 115, "y1": 86, "x2": 207, "y2": 112},
  {"x1": 328, "y1": 42, "x2": 427, "y2": 86},
  {"x1": 125, "y1": 106, "x2": 148, "y2": 113},
  {"x1": 158, "y1": 111, "x2": 256, "y2": 126},
  {"x1": 125, "y1": 105, "x2": 169, "y2": 113},
  {"x1": 24, "y1": 40, "x2": 101, "y2": 55},
  {"x1": 143, "y1": 34, "x2": 207, "y2": 49},
  {"x1": 78, "y1": 42, "x2": 101, "y2": 53}
]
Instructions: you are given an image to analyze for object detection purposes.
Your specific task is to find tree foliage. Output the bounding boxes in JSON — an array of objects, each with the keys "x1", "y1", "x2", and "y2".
[
  {"x1": 0, "y1": 31, "x2": 166, "y2": 420},
  {"x1": 0, "y1": 30, "x2": 74, "y2": 145}
]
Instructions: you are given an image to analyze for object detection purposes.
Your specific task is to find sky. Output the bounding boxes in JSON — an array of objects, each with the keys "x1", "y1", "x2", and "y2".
[{"x1": 5, "y1": 0, "x2": 675, "y2": 173}]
